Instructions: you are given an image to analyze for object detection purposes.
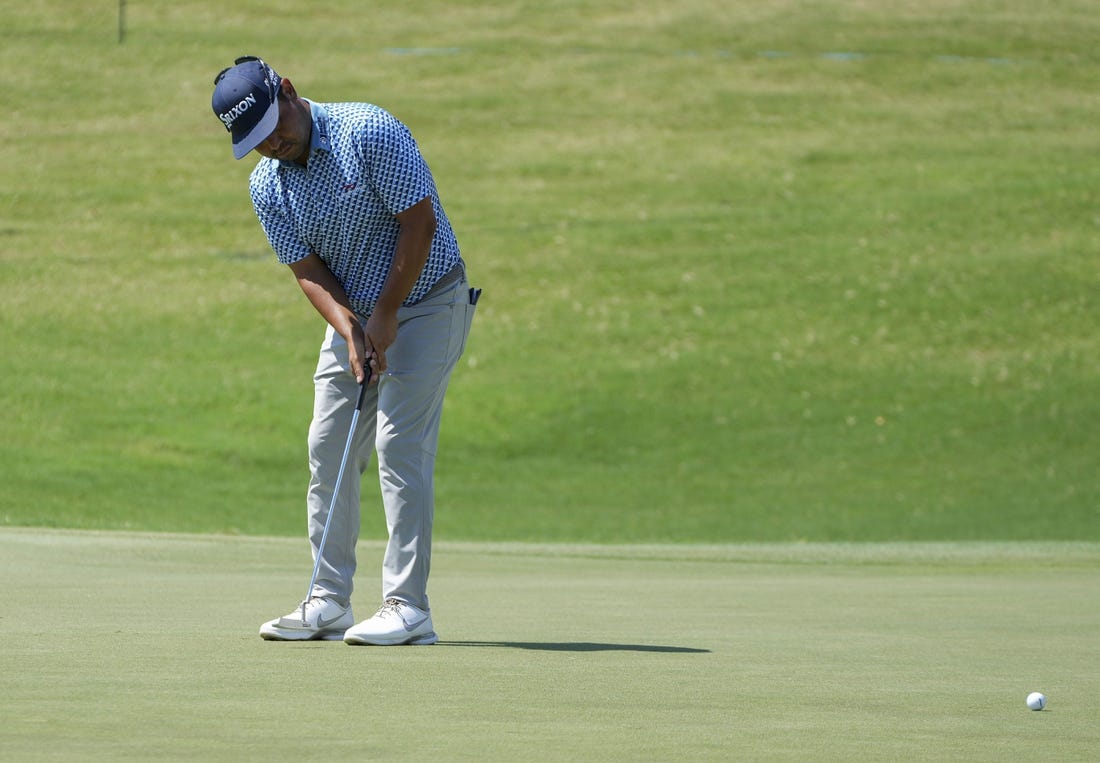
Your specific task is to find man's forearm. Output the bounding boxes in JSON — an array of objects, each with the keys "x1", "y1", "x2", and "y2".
[
  {"x1": 374, "y1": 197, "x2": 436, "y2": 315},
  {"x1": 290, "y1": 255, "x2": 359, "y2": 335}
]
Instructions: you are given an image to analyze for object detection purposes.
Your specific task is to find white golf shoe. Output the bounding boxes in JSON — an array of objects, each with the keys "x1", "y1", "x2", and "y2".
[
  {"x1": 259, "y1": 597, "x2": 354, "y2": 641},
  {"x1": 343, "y1": 598, "x2": 438, "y2": 646}
]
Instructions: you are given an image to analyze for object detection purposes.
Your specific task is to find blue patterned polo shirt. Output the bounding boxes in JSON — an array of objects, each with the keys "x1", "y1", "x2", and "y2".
[{"x1": 249, "y1": 101, "x2": 462, "y2": 315}]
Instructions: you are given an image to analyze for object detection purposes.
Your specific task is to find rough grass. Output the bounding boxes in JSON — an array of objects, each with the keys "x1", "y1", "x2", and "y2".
[{"x1": 0, "y1": 1, "x2": 1097, "y2": 540}]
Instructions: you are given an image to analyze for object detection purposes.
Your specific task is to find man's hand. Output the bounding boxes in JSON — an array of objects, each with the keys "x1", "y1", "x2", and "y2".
[
  {"x1": 346, "y1": 321, "x2": 371, "y2": 385},
  {"x1": 363, "y1": 308, "x2": 398, "y2": 381}
]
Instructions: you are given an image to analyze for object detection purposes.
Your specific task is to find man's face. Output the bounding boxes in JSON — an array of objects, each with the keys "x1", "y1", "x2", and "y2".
[{"x1": 254, "y1": 89, "x2": 311, "y2": 164}]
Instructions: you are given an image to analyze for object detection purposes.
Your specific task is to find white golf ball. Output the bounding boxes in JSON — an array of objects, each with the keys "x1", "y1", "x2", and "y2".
[{"x1": 1026, "y1": 692, "x2": 1047, "y2": 711}]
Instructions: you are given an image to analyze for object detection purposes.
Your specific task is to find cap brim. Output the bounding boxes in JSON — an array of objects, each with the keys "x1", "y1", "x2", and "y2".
[{"x1": 231, "y1": 98, "x2": 280, "y2": 160}]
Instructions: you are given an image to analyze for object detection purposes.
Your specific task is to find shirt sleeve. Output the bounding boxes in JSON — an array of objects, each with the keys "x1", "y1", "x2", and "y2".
[
  {"x1": 250, "y1": 166, "x2": 311, "y2": 265},
  {"x1": 360, "y1": 109, "x2": 436, "y2": 215}
]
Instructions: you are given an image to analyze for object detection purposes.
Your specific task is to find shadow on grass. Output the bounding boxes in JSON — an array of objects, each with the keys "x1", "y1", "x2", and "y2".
[{"x1": 439, "y1": 641, "x2": 710, "y2": 653}]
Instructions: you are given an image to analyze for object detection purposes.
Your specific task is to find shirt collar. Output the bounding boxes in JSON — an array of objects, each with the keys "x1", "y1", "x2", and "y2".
[{"x1": 307, "y1": 100, "x2": 332, "y2": 156}]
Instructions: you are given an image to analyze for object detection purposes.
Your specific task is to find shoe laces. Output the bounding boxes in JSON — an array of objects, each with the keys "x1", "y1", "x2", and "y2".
[
  {"x1": 377, "y1": 598, "x2": 406, "y2": 617},
  {"x1": 301, "y1": 596, "x2": 339, "y2": 615}
]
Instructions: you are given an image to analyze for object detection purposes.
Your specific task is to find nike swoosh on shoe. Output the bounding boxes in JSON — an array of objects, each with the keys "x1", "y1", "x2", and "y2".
[
  {"x1": 316, "y1": 613, "x2": 347, "y2": 629},
  {"x1": 401, "y1": 613, "x2": 430, "y2": 632}
]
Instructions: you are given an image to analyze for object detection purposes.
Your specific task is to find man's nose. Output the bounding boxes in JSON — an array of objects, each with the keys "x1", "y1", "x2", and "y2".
[{"x1": 257, "y1": 130, "x2": 281, "y2": 150}]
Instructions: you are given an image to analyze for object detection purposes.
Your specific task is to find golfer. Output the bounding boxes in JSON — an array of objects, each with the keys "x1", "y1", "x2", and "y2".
[{"x1": 211, "y1": 56, "x2": 478, "y2": 645}]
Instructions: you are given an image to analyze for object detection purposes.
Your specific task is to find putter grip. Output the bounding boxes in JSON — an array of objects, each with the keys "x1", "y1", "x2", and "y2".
[{"x1": 356, "y1": 375, "x2": 369, "y2": 410}]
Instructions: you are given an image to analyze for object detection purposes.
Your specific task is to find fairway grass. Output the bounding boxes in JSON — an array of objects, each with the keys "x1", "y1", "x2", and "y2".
[
  {"x1": 3, "y1": 1, "x2": 1099, "y2": 541},
  {"x1": 3, "y1": 530, "x2": 1098, "y2": 760}
]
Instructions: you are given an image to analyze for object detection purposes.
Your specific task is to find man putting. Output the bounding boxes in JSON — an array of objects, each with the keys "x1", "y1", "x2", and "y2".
[{"x1": 211, "y1": 56, "x2": 478, "y2": 645}]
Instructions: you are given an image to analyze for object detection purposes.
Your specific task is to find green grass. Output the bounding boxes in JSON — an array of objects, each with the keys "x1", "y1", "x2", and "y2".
[
  {"x1": 1, "y1": 1, "x2": 1098, "y2": 540},
  {"x1": 2, "y1": 529, "x2": 1098, "y2": 760}
]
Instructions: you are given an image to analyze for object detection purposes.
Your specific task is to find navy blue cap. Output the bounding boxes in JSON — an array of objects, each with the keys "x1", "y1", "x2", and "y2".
[{"x1": 212, "y1": 57, "x2": 282, "y2": 160}]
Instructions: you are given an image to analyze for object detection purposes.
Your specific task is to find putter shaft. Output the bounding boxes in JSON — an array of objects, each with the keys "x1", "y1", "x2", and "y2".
[{"x1": 301, "y1": 375, "x2": 370, "y2": 622}]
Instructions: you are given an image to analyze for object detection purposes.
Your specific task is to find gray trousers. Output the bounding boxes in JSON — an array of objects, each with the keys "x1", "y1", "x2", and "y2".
[{"x1": 306, "y1": 276, "x2": 476, "y2": 613}]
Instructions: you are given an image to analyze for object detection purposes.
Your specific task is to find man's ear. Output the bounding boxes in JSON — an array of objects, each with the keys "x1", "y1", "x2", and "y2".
[{"x1": 280, "y1": 77, "x2": 298, "y2": 100}]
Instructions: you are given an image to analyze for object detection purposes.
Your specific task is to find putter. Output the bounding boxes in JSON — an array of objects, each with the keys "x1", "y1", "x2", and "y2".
[{"x1": 301, "y1": 369, "x2": 370, "y2": 625}]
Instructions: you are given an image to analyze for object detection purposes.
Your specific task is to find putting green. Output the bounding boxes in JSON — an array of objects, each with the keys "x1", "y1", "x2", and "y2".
[{"x1": 3, "y1": 529, "x2": 1097, "y2": 760}]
